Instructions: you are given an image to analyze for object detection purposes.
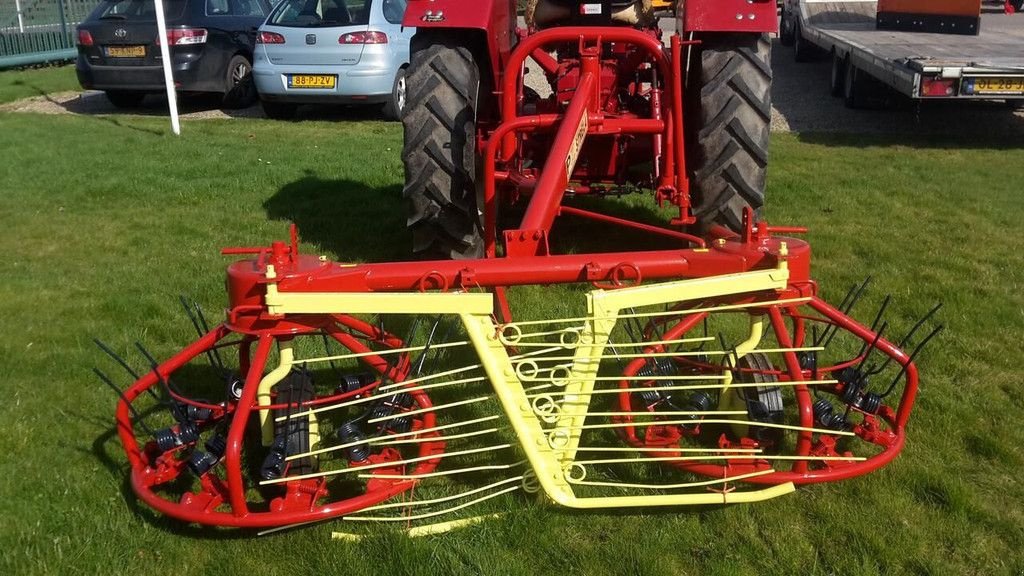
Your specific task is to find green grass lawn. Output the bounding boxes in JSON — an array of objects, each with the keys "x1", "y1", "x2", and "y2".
[
  {"x1": 0, "y1": 64, "x2": 80, "y2": 104},
  {"x1": 1, "y1": 67, "x2": 1023, "y2": 576}
]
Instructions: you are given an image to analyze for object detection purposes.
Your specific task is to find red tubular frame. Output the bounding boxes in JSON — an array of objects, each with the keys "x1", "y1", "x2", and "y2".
[
  {"x1": 486, "y1": 27, "x2": 694, "y2": 257},
  {"x1": 612, "y1": 292, "x2": 918, "y2": 485},
  {"x1": 116, "y1": 316, "x2": 450, "y2": 527},
  {"x1": 116, "y1": 226, "x2": 922, "y2": 525}
]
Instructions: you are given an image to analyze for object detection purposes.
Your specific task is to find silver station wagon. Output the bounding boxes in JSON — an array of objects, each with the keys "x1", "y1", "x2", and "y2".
[{"x1": 253, "y1": 0, "x2": 411, "y2": 119}]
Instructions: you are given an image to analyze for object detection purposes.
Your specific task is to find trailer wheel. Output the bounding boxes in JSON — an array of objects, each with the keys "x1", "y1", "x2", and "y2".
[
  {"x1": 779, "y1": 8, "x2": 795, "y2": 47},
  {"x1": 401, "y1": 38, "x2": 484, "y2": 259},
  {"x1": 843, "y1": 62, "x2": 869, "y2": 109},
  {"x1": 793, "y1": 21, "x2": 813, "y2": 63},
  {"x1": 830, "y1": 54, "x2": 846, "y2": 97},
  {"x1": 687, "y1": 33, "x2": 772, "y2": 233}
]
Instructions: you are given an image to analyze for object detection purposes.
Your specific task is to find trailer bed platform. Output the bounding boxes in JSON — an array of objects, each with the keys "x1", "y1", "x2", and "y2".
[{"x1": 793, "y1": 1, "x2": 1024, "y2": 99}]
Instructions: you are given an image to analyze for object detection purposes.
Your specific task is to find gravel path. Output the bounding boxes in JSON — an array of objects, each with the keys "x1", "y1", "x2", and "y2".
[{"x1": 3, "y1": 32, "x2": 1022, "y2": 136}]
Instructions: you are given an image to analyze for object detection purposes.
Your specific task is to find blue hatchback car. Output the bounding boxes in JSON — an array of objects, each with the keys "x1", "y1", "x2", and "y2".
[{"x1": 253, "y1": 0, "x2": 412, "y2": 120}]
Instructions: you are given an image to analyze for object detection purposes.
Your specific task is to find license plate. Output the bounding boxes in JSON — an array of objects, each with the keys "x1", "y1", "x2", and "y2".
[
  {"x1": 287, "y1": 74, "x2": 336, "y2": 89},
  {"x1": 106, "y1": 45, "x2": 146, "y2": 58},
  {"x1": 973, "y1": 77, "x2": 1024, "y2": 94}
]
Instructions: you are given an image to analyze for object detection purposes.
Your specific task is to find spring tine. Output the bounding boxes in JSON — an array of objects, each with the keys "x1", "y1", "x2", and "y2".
[
  {"x1": 844, "y1": 276, "x2": 872, "y2": 316},
  {"x1": 320, "y1": 333, "x2": 344, "y2": 380},
  {"x1": 348, "y1": 317, "x2": 415, "y2": 429},
  {"x1": 93, "y1": 368, "x2": 154, "y2": 435},
  {"x1": 94, "y1": 338, "x2": 141, "y2": 379},
  {"x1": 134, "y1": 341, "x2": 185, "y2": 397},
  {"x1": 856, "y1": 295, "x2": 891, "y2": 358},
  {"x1": 880, "y1": 324, "x2": 943, "y2": 398},
  {"x1": 822, "y1": 277, "x2": 872, "y2": 349},
  {"x1": 623, "y1": 307, "x2": 642, "y2": 344},
  {"x1": 814, "y1": 283, "x2": 858, "y2": 346},
  {"x1": 93, "y1": 338, "x2": 164, "y2": 403},
  {"x1": 179, "y1": 295, "x2": 203, "y2": 335},
  {"x1": 868, "y1": 302, "x2": 943, "y2": 377},
  {"x1": 716, "y1": 333, "x2": 737, "y2": 371},
  {"x1": 412, "y1": 315, "x2": 443, "y2": 377},
  {"x1": 179, "y1": 296, "x2": 223, "y2": 374},
  {"x1": 605, "y1": 338, "x2": 627, "y2": 368},
  {"x1": 698, "y1": 316, "x2": 709, "y2": 350},
  {"x1": 854, "y1": 321, "x2": 887, "y2": 378},
  {"x1": 192, "y1": 300, "x2": 225, "y2": 372},
  {"x1": 649, "y1": 303, "x2": 668, "y2": 342},
  {"x1": 425, "y1": 317, "x2": 458, "y2": 377}
]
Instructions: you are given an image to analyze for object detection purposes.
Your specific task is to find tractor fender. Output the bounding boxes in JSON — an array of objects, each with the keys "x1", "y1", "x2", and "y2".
[
  {"x1": 679, "y1": 0, "x2": 779, "y2": 33},
  {"x1": 402, "y1": 0, "x2": 517, "y2": 86}
]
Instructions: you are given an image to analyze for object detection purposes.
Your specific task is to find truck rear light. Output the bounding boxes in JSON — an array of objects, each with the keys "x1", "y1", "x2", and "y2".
[
  {"x1": 338, "y1": 31, "x2": 387, "y2": 44},
  {"x1": 921, "y1": 77, "x2": 955, "y2": 97},
  {"x1": 77, "y1": 29, "x2": 94, "y2": 46},
  {"x1": 157, "y1": 28, "x2": 208, "y2": 46},
  {"x1": 257, "y1": 31, "x2": 285, "y2": 44}
]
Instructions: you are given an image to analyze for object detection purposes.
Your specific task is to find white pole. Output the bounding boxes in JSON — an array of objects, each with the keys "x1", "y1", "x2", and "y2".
[
  {"x1": 154, "y1": 0, "x2": 181, "y2": 135},
  {"x1": 15, "y1": 0, "x2": 25, "y2": 33}
]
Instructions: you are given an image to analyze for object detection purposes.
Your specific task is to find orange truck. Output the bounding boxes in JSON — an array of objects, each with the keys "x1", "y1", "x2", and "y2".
[{"x1": 779, "y1": 0, "x2": 1024, "y2": 108}]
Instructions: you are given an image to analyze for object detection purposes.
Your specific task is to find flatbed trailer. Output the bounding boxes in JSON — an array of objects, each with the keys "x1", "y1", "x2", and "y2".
[{"x1": 780, "y1": 1, "x2": 1024, "y2": 107}]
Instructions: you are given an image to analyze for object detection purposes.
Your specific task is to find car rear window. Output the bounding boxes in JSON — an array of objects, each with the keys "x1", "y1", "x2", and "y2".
[
  {"x1": 207, "y1": 0, "x2": 266, "y2": 17},
  {"x1": 381, "y1": 0, "x2": 405, "y2": 24},
  {"x1": 269, "y1": 0, "x2": 371, "y2": 27},
  {"x1": 95, "y1": 0, "x2": 189, "y2": 21}
]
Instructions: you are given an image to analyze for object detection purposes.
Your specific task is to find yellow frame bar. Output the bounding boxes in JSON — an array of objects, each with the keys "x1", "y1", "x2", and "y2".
[{"x1": 264, "y1": 263, "x2": 798, "y2": 508}]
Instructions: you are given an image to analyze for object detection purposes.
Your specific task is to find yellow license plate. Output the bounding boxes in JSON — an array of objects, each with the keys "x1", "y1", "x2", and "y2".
[
  {"x1": 975, "y1": 77, "x2": 1024, "y2": 94},
  {"x1": 288, "y1": 74, "x2": 336, "y2": 89},
  {"x1": 106, "y1": 45, "x2": 146, "y2": 58}
]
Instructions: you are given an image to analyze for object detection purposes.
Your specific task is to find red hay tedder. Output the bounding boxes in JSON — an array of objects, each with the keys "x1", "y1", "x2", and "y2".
[{"x1": 99, "y1": 0, "x2": 941, "y2": 532}]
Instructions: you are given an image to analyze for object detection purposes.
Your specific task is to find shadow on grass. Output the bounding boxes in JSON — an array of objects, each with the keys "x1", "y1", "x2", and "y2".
[
  {"x1": 265, "y1": 176, "x2": 688, "y2": 264},
  {"x1": 13, "y1": 80, "x2": 164, "y2": 135},
  {"x1": 264, "y1": 176, "x2": 409, "y2": 262},
  {"x1": 550, "y1": 196, "x2": 691, "y2": 255}
]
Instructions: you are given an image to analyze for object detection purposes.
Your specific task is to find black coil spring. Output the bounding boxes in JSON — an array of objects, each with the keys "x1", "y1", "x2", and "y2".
[{"x1": 337, "y1": 422, "x2": 370, "y2": 462}]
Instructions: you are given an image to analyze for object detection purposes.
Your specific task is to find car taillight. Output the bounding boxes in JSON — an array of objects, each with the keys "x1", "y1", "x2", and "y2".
[
  {"x1": 157, "y1": 28, "x2": 208, "y2": 46},
  {"x1": 338, "y1": 31, "x2": 387, "y2": 44},
  {"x1": 257, "y1": 31, "x2": 286, "y2": 44},
  {"x1": 77, "y1": 29, "x2": 94, "y2": 46},
  {"x1": 921, "y1": 77, "x2": 956, "y2": 97}
]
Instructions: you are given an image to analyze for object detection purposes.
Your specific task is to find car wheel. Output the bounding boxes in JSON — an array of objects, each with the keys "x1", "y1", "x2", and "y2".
[
  {"x1": 222, "y1": 54, "x2": 256, "y2": 109},
  {"x1": 779, "y1": 9, "x2": 795, "y2": 47},
  {"x1": 105, "y1": 90, "x2": 146, "y2": 108},
  {"x1": 382, "y1": 68, "x2": 407, "y2": 121},
  {"x1": 261, "y1": 100, "x2": 298, "y2": 120}
]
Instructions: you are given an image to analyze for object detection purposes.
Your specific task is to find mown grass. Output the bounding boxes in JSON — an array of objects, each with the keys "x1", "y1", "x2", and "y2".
[
  {"x1": 1, "y1": 67, "x2": 1023, "y2": 576},
  {"x1": 0, "y1": 64, "x2": 80, "y2": 104}
]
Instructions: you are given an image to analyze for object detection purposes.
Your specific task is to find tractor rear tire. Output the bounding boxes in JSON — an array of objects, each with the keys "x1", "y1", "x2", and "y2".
[
  {"x1": 688, "y1": 33, "x2": 772, "y2": 233},
  {"x1": 401, "y1": 39, "x2": 484, "y2": 259}
]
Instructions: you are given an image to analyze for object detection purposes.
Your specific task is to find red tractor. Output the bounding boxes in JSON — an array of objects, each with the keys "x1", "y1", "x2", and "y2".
[
  {"x1": 400, "y1": 0, "x2": 776, "y2": 261},
  {"x1": 101, "y1": 0, "x2": 939, "y2": 532}
]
